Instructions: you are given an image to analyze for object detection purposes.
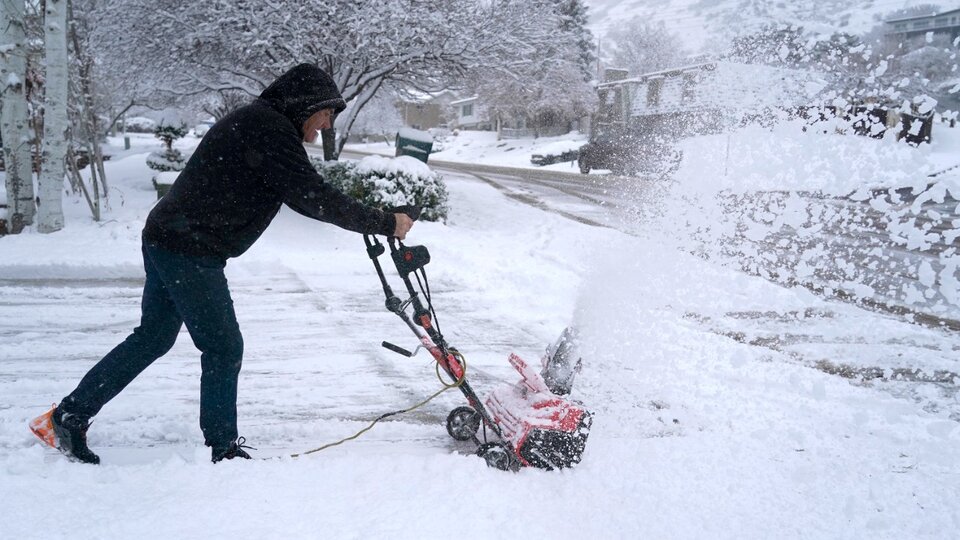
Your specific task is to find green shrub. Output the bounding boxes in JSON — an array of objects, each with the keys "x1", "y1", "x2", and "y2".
[
  {"x1": 147, "y1": 123, "x2": 189, "y2": 172},
  {"x1": 311, "y1": 155, "x2": 449, "y2": 222},
  {"x1": 146, "y1": 150, "x2": 186, "y2": 172},
  {"x1": 154, "y1": 124, "x2": 189, "y2": 148}
]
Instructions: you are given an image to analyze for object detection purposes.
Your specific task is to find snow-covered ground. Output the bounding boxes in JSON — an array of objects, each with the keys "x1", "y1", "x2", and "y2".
[
  {"x1": 347, "y1": 129, "x2": 592, "y2": 174},
  {"x1": 1, "y1": 128, "x2": 959, "y2": 538}
]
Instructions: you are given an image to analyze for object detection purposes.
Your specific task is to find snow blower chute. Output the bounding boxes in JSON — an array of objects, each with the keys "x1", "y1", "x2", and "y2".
[{"x1": 365, "y1": 208, "x2": 592, "y2": 471}]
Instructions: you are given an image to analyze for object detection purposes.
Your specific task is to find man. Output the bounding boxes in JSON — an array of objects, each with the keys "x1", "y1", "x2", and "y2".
[{"x1": 29, "y1": 64, "x2": 414, "y2": 464}]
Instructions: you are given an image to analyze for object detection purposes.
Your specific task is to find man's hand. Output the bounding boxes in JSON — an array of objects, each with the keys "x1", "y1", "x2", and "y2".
[{"x1": 393, "y1": 213, "x2": 414, "y2": 239}]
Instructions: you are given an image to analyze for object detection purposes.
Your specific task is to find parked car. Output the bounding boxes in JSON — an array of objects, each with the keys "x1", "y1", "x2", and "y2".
[{"x1": 578, "y1": 130, "x2": 682, "y2": 177}]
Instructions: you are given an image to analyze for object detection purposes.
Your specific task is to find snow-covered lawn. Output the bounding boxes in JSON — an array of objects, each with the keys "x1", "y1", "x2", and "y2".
[{"x1": 1, "y1": 134, "x2": 959, "y2": 538}]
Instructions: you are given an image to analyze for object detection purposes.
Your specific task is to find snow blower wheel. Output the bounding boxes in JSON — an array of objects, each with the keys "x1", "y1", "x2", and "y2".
[
  {"x1": 477, "y1": 442, "x2": 515, "y2": 471},
  {"x1": 446, "y1": 406, "x2": 481, "y2": 441}
]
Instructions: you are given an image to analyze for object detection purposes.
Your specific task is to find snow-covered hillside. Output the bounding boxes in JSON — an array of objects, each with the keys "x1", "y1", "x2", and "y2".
[{"x1": 585, "y1": 0, "x2": 942, "y2": 52}]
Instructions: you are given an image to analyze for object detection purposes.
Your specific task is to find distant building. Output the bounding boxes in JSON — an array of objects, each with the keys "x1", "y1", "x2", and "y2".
[
  {"x1": 884, "y1": 8, "x2": 960, "y2": 41},
  {"x1": 449, "y1": 96, "x2": 491, "y2": 130},
  {"x1": 578, "y1": 62, "x2": 828, "y2": 174},
  {"x1": 397, "y1": 90, "x2": 457, "y2": 131},
  {"x1": 594, "y1": 61, "x2": 826, "y2": 138}
]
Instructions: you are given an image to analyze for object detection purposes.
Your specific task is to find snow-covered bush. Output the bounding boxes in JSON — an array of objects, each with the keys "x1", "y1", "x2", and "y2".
[
  {"x1": 147, "y1": 124, "x2": 189, "y2": 172},
  {"x1": 123, "y1": 116, "x2": 156, "y2": 133},
  {"x1": 146, "y1": 151, "x2": 185, "y2": 172},
  {"x1": 311, "y1": 155, "x2": 449, "y2": 222}
]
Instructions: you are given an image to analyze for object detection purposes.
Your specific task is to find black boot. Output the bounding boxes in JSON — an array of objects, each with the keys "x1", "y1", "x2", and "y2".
[
  {"x1": 211, "y1": 436, "x2": 254, "y2": 463},
  {"x1": 52, "y1": 407, "x2": 100, "y2": 465}
]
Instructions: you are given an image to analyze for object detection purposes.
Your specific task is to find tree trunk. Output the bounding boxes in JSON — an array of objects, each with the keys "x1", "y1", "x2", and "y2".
[
  {"x1": 1, "y1": 0, "x2": 36, "y2": 228},
  {"x1": 68, "y1": 3, "x2": 108, "y2": 199},
  {"x1": 321, "y1": 127, "x2": 337, "y2": 161},
  {"x1": 333, "y1": 80, "x2": 384, "y2": 159},
  {"x1": 37, "y1": 0, "x2": 68, "y2": 233}
]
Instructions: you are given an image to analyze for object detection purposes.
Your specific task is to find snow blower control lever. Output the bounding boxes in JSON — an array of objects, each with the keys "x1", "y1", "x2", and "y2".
[{"x1": 363, "y1": 205, "x2": 592, "y2": 471}]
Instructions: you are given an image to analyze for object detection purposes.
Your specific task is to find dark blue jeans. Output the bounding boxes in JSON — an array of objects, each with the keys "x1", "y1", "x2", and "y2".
[{"x1": 61, "y1": 239, "x2": 243, "y2": 448}]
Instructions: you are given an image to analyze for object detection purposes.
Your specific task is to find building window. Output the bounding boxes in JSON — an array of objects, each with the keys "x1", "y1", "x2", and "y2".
[
  {"x1": 682, "y1": 73, "x2": 696, "y2": 102},
  {"x1": 461, "y1": 104, "x2": 473, "y2": 117},
  {"x1": 647, "y1": 78, "x2": 663, "y2": 107}
]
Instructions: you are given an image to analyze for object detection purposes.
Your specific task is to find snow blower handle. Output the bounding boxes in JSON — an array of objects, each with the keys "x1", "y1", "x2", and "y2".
[{"x1": 390, "y1": 205, "x2": 421, "y2": 222}]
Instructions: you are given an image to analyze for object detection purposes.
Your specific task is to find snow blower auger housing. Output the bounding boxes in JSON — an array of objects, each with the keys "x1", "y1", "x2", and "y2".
[{"x1": 364, "y1": 208, "x2": 592, "y2": 471}]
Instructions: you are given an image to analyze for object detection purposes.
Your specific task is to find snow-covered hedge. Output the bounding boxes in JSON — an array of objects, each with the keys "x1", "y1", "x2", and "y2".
[
  {"x1": 311, "y1": 155, "x2": 449, "y2": 222},
  {"x1": 146, "y1": 150, "x2": 186, "y2": 172},
  {"x1": 123, "y1": 116, "x2": 156, "y2": 133}
]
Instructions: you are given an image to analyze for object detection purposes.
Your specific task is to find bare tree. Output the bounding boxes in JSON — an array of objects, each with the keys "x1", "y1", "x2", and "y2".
[
  {"x1": 1, "y1": 0, "x2": 36, "y2": 231},
  {"x1": 37, "y1": 0, "x2": 68, "y2": 233},
  {"x1": 84, "y1": 0, "x2": 581, "y2": 157},
  {"x1": 604, "y1": 18, "x2": 686, "y2": 77},
  {"x1": 65, "y1": 0, "x2": 111, "y2": 221},
  {"x1": 201, "y1": 90, "x2": 250, "y2": 122},
  {"x1": 476, "y1": 42, "x2": 597, "y2": 137}
]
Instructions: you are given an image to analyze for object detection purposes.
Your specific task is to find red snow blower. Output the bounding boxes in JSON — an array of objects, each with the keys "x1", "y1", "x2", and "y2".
[{"x1": 365, "y1": 207, "x2": 592, "y2": 471}]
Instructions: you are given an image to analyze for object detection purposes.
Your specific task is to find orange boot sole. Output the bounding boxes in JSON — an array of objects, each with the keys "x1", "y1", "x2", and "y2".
[{"x1": 29, "y1": 406, "x2": 58, "y2": 448}]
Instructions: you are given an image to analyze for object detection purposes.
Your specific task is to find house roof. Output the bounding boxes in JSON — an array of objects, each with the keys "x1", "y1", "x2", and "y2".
[
  {"x1": 597, "y1": 61, "x2": 726, "y2": 89},
  {"x1": 602, "y1": 61, "x2": 827, "y2": 118},
  {"x1": 884, "y1": 8, "x2": 960, "y2": 24},
  {"x1": 449, "y1": 96, "x2": 479, "y2": 106},
  {"x1": 399, "y1": 89, "x2": 458, "y2": 104}
]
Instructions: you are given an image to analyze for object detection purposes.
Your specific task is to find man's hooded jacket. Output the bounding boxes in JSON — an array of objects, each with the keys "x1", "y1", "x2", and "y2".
[{"x1": 143, "y1": 64, "x2": 395, "y2": 260}]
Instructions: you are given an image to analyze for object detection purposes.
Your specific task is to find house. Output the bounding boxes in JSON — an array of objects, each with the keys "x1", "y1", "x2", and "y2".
[
  {"x1": 885, "y1": 8, "x2": 960, "y2": 41},
  {"x1": 449, "y1": 96, "x2": 491, "y2": 130},
  {"x1": 578, "y1": 62, "x2": 826, "y2": 174},
  {"x1": 397, "y1": 90, "x2": 457, "y2": 130},
  {"x1": 593, "y1": 61, "x2": 826, "y2": 139}
]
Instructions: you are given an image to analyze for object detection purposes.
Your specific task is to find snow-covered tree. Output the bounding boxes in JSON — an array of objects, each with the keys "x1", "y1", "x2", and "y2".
[
  {"x1": 83, "y1": 0, "x2": 563, "y2": 157},
  {"x1": 552, "y1": 0, "x2": 596, "y2": 81},
  {"x1": 727, "y1": 24, "x2": 809, "y2": 67},
  {"x1": 728, "y1": 21, "x2": 959, "y2": 116},
  {"x1": 476, "y1": 45, "x2": 596, "y2": 137},
  {"x1": 603, "y1": 18, "x2": 686, "y2": 77},
  {"x1": 65, "y1": 0, "x2": 111, "y2": 221},
  {"x1": 471, "y1": 0, "x2": 597, "y2": 136},
  {"x1": 37, "y1": 0, "x2": 68, "y2": 233},
  {"x1": 339, "y1": 89, "x2": 404, "y2": 143},
  {"x1": 200, "y1": 90, "x2": 249, "y2": 122},
  {"x1": 1, "y1": 0, "x2": 36, "y2": 230}
]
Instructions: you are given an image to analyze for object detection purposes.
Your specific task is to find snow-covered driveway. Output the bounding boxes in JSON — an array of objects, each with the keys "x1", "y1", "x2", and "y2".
[{"x1": 1, "y1": 165, "x2": 958, "y2": 539}]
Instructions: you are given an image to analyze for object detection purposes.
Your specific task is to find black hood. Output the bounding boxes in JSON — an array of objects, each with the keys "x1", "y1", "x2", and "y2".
[{"x1": 259, "y1": 63, "x2": 347, "y2": 129}]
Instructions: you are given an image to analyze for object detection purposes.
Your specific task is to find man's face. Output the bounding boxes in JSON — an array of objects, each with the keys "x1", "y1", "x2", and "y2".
[{"x1": 303, "y1": 109, "x2": 334, "y2": 143}]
